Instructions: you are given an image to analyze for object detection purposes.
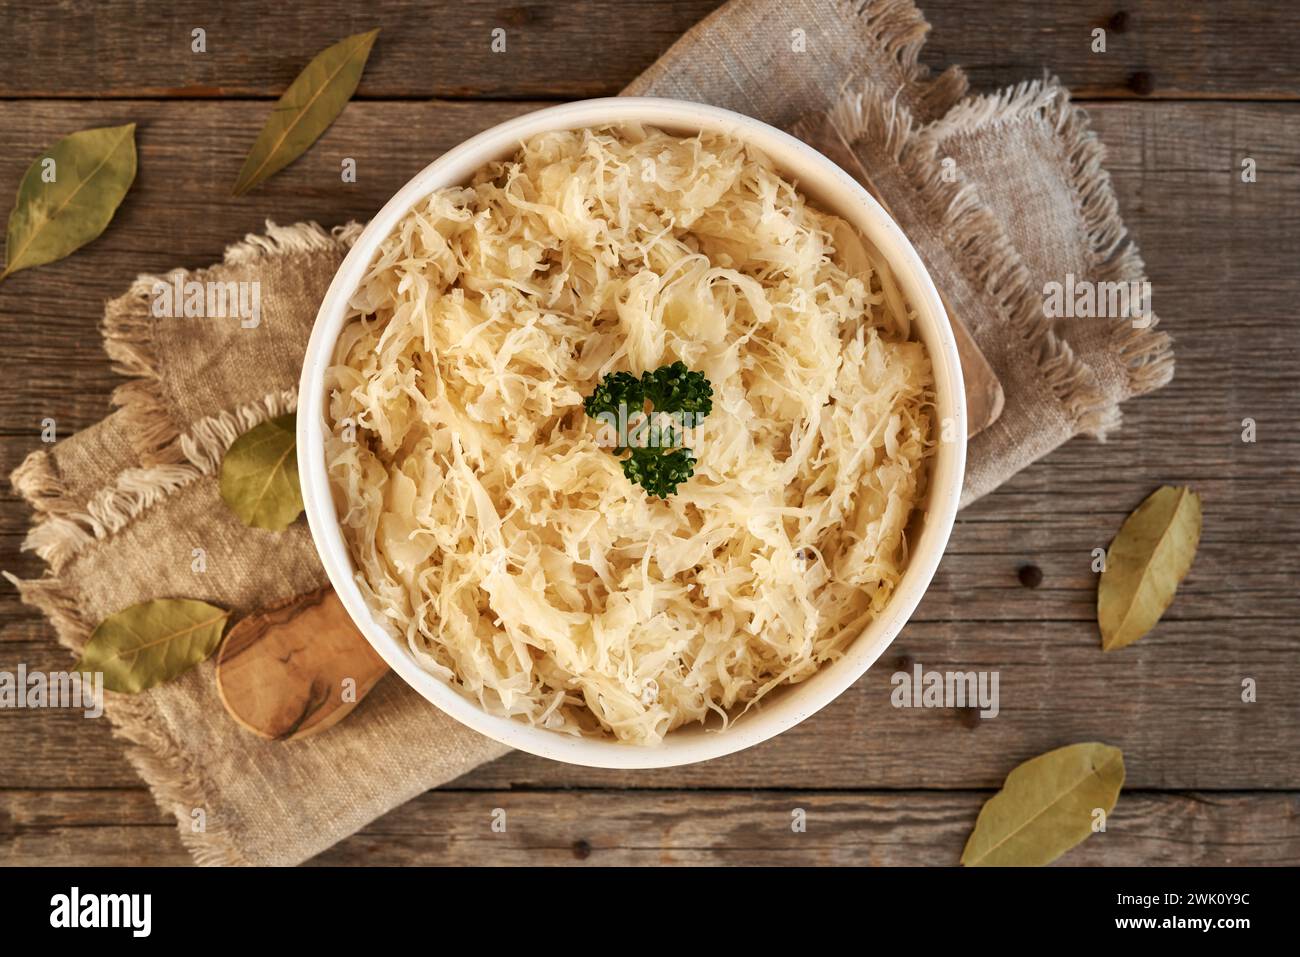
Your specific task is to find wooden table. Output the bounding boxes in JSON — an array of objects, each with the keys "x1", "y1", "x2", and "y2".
[{"x1": 2, "y1": 0, "x2": 1298, "y2": 866}]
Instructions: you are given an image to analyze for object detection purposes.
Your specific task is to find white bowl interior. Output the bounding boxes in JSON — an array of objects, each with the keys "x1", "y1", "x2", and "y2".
[{"x1": 298, "y1": 97, "x2": 966, "y2": 768}]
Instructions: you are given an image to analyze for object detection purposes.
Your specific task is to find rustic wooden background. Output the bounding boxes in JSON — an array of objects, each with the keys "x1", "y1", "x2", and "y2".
[{"x1": 1, "y1": 0, "x2": 1298, "y2": 866}]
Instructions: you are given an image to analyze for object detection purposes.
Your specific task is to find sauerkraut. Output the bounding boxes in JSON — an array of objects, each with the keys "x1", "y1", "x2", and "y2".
[{"x1": 324, "y1": 124, "x2": 934, "y2": 745}]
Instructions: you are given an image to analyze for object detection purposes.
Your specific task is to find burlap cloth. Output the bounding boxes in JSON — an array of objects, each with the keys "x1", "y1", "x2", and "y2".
[{"x1": 8, "y1": 0, "x2": 1173, "y2": 865}]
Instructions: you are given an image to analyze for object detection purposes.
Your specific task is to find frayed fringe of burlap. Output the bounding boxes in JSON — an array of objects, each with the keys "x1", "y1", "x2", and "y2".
[
  {"x1": 10, "y1": 448, "x2": 67, "y2": 517},
  {"x1": 181, "y1": 390, "x2": 298, "y2": 474},
  {"x1": 224, "y1": 219, "x2": 365, "y2": 267},
  {"x1": 17, "y1": 391, "x2": 298, "y2": 573},
  {"x1": 23, "y1": 465, "x2": 198, "y2": 572},
  {"x1": 2, "y1": 571, "x2": 250, "y2": 866},
  {"x1": 824, "y1": 80, "x2": 1119, "y2": 437},
  {"x1": 111, "y1": 692, "x2": 250, "y2": 866},
  {"x1": 102, "y1": 294, "x2": 181, "y2": 464},
  {"x1": 102, "y1": 221, "x2": 358, "y2": 466},
  {"x1": 1, "y1": 574, "x2": 90, "y2": 651},
  {"x1": 1044, "y1": 85, "x2": 1175, "y2": 398},
  {"x1": 847, "y1": 0, "x2": 969, "y2": 121},
  {"x1": 930, "y1": 76, "x2": 1175, "y2": 409}
]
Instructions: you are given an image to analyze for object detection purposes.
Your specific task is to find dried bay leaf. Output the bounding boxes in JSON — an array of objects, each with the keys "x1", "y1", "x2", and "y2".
[
  {"x1": 961, "y1": 742, "x2": 1125, "y2": 867},
  {"x1": 219, "y1": 413, "x2": 303, "y2": 531},
  {"x1": 232, "y1": 29, "x2": 380, "y2": 195},
  {"x1": 76, "y1": 599, "x2": 230, "y2": 693},
  {"x1": 1098, "y1": 485, "x2": 1202, "y2": 651},
  {"x1": 1, "y1": 124, "x2": 137, "y2": 283}
]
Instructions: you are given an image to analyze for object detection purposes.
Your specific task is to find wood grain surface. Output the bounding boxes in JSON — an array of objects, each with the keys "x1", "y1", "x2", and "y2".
[
  {"x1": 1, "y1": 1, "x2": 1297, "y2": 101},
  {"x1": 1, "y1": 0, "x2": 1298, "y2": 866},
  {"x1": 2, "y1": 788, "x2": 1295, "y2": 866}
]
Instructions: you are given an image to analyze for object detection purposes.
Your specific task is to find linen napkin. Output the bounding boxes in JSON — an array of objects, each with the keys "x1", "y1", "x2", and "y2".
[{"x1": 7, "y1": 0, "x2": 1172, "y2": 865}]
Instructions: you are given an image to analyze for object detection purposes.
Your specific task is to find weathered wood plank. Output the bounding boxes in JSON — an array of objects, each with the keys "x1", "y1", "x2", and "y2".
[
  {"x1": 2, "y1": 787, "x2": 1295, "y2": 866},
  {"x1": 5, "y1": 511, "x2": 1298, "y2": 626},
  {"x1": 921, "y1": 0, "x2": 1300, "y2": 100},
  {"x1": 3, "y1": 613, "x2": 1294, "y2": 790},
  {"x1": 0, "y1": 1, "x2": 724, "y2": 100},
  {"x1": 2, "y1": 2, "x2": 1297, "y2": 101},
  {"x1": 0, "y1": 709, "x2": 141, "y2": 788},
  {"x1": 315, "y1": 789, "x2": 1300, "y2": 866}
]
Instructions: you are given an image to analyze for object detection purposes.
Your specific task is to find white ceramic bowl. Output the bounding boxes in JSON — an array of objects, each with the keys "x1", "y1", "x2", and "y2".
[{"x1": 298, "y1": 97, "x2": 966, "y2": 768}]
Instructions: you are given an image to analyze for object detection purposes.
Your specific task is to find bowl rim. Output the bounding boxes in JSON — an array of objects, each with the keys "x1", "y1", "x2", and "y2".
[{"x1": 297, "y1": 96, "x2": 967, "y2": 769}]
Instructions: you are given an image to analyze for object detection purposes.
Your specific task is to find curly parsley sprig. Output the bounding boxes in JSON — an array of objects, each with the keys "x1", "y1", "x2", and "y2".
[{"x1": 583, "y1": 361, "x2": 713, "y2": 499}]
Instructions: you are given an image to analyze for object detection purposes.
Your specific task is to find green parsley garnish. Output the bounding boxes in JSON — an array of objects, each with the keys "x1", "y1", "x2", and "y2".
[{"x1": 583, "y1": 361, "x2": 713, "y2": 499}]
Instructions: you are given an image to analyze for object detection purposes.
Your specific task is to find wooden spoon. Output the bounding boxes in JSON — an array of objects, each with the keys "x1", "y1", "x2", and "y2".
[{"x1": 216, "y1": 587, "x2": 389, "y2": 741}]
